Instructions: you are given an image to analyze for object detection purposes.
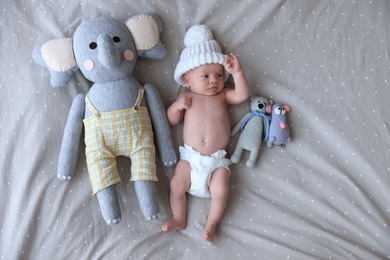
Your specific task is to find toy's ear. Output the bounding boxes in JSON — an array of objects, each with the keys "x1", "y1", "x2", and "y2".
[
  {"x1": 33, "y1": 38, "x2": 79, "y2": 88},
  {"x1": 125, "y1": 12, "x2": 167, "y2": 60},
  {"x1": 284, "y1": 105, "x2": 291, "y2": 112},
  {"x1": 266, "y1": 104, "x2": 273, "y2": 113}
]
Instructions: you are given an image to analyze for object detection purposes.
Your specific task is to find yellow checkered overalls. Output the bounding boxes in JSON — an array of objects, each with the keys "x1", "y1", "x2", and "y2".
[{"x1": 83, "y1": 86, "x2": 157, "y2": 195}]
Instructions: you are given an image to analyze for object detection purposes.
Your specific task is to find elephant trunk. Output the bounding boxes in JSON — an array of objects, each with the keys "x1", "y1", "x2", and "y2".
[{"x1": 97, "y1": 34, "x2": 121, "y2": 69}]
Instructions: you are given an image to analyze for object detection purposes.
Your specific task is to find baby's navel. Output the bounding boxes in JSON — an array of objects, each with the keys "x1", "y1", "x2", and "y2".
[{"x1": 201, "y1": 139, "x2": 207, "y2": 145}]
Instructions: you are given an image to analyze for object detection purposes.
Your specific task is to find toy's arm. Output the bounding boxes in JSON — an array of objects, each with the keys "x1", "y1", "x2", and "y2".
[
  {"x1": 231, "y1": 112, "x2": 251, "y2": 136},
  {"x1": 57, "y1": 93, "x2": 85, "y2": 180},
  {"x1": 144, "y1": 84, "x2": 177, "y2": 167}
]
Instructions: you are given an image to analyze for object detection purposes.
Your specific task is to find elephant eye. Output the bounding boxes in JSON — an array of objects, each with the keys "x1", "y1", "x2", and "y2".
[
  {"x1": 89, "y1": 42, "x2": 97, "y2": 49},
  {"x1": 113, "y1": 36, "x2": 121, "y2": 43}
]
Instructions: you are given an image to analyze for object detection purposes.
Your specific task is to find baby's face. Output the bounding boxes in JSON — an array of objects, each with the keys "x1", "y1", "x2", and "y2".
[{"x1": 183, "y1": 63, "x2": 225, "y2": 96}]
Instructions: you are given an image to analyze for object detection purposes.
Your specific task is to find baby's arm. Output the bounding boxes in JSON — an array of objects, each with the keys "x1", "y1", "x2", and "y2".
[
  {"x1": 167, "y1": 93, "x2": 191, "y2": 126},
  {"x1": 224, "y1": 53, "x2": 250, "y2": 105}
]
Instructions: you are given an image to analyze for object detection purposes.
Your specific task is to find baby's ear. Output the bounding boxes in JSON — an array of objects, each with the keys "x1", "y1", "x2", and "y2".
[
  {"x1": 182, "y1": 74, "x2": 190, "y2": 88},
  {"x1": 32, "y1": 38, "x2": 79, "y2": 88}
]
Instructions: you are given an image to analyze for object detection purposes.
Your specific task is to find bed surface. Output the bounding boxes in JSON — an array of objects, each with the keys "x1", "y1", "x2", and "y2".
[{"x1": 1, "y1": 0, "x2": 390, "y2": 259}]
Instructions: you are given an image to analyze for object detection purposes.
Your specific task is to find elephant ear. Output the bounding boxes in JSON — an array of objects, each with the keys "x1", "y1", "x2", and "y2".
[
  {"x1": 32, "y1": 38, "x2": 79, "y2": 88},
  {"x1": 125, "y1": 12, "x2": 167, "y2": 60}
]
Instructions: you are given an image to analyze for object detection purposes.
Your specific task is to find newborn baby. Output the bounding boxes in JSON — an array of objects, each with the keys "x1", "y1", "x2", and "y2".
[{"x1": 162, "y1": 25, "x2": 250, "y2": 242}]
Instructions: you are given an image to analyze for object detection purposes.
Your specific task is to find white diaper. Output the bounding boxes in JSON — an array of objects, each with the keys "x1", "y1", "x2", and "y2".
[{"x1": 179, "y1": 144, "x2": 231, "y2": 198}]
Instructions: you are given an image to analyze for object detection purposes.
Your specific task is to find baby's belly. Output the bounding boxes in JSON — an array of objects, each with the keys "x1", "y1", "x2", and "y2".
[{"x1": 183, "y1": 127, "x2": 230, "y2": 156}]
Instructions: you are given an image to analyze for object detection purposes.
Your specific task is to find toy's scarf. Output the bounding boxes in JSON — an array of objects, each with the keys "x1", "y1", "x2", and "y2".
[{"x1": 240, "y1": 111, "x2": 271, "y2": 142}]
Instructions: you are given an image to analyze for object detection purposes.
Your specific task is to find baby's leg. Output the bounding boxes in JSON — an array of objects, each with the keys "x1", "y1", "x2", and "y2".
[
  {"x1": 204, "y1": 167, "x2": 230, "y2": 242},
  {"x1": 162, "y1": 160, "x2": 191, "y2": 232}
]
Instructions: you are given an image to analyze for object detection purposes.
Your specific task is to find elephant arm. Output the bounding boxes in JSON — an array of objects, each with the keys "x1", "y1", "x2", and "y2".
[
  {"x1": 57, "y1": 93, "x2": 85, "y2": 180},
  {"x1": 144, "y1": 84, "x2": 177, "y2": 167}
]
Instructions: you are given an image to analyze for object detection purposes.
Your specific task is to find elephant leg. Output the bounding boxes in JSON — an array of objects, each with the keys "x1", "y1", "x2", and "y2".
[
  {"x1": 230, "y1": 145, "x2": 243, "y2": 164},
  {"x1": 96, "y1": 185, "x2": 121, "y2": 225},
  {"x1": 134, "y1": 180, "x2": 160, "y2": 220}
]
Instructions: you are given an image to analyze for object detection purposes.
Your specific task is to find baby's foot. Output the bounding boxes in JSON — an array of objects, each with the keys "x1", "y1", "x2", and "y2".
[
  {"x1": 161, "y1": 217, "x2": 186, "y2": 232},
  {"x1": 203, "y1": 223, "x2": 217, "y2": 242}
]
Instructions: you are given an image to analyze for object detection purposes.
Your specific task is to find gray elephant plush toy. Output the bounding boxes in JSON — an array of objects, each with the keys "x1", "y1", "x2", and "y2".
[
  {"x1": 230, "y1": 96, "x2": 272, "y2": 167},
  {"x1": 32, "y1": 12, "x2": 177, "y2": 225}
]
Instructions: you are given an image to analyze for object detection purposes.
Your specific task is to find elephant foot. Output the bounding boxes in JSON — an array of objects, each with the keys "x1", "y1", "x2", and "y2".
[
  {"x1": 57, "y1": 174, "x2": 72, "y2": 181},
  {"x1": 96, "y1": 185, "x2": 121, "y2": 225},
  {"x1": 134, "y1": 181, "x2": 159, "y2": 220},
  {"x1": 163, "y1": 159, "x2": 177, "y2": 167}
]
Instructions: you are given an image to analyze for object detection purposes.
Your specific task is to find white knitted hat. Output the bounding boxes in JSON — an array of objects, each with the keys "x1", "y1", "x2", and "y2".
[{"x1": 174, "y1": 24, "x2": 229, "y2": 86}]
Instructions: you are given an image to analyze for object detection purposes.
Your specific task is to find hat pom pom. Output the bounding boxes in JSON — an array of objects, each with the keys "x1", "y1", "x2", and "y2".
[{"x1": 184, "y1": 24, "x2": 213, "y2": 47}]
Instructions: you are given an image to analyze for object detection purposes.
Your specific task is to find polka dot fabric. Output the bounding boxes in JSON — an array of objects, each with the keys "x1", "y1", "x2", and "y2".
[{"x1": 1, "y1": 0, "x2": 389, "y2": 259}]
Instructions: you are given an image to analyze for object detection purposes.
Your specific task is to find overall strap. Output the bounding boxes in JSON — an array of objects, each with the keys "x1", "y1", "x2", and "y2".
[
  {"x1": 132, "y1": 86, "x2": 144, "y2": 111},
  {"x1": 85, "y1": 95, "x2": 100, "y2": 118},
  {"x1": 85, "y1": 86, "x2": 144, "y2": 116}
]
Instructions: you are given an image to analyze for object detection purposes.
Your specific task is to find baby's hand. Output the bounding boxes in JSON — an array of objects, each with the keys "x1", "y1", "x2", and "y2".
[
  {"x1": 174, "y1": 96, "x2": 191, "y2": 111},
  {"x1": 224, "y1": 53, "x2": 242, "y2": 75}
]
